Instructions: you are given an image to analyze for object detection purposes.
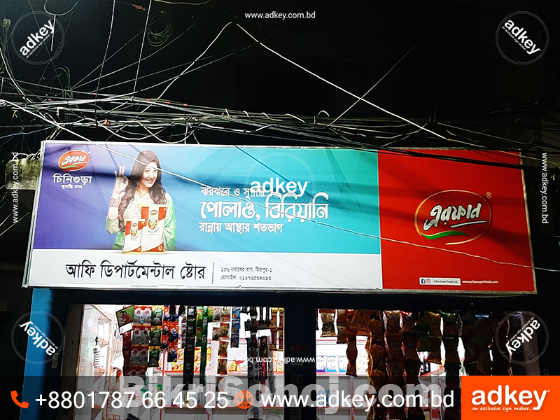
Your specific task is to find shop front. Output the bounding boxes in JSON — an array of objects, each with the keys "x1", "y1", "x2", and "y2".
[{"x1": 19, "y1": 142, "x2": 543, "y2": 420}]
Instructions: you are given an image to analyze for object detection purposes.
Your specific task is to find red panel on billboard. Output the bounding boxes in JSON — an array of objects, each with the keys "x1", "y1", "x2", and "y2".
[{"x1": 378, "y1": 150, "x2": 535, "y2": 292}]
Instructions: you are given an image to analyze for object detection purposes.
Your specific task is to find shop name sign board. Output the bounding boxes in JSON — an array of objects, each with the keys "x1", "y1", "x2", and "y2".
[{"x1": 24, "y1": 142, "x2": 535, "y2": 293}]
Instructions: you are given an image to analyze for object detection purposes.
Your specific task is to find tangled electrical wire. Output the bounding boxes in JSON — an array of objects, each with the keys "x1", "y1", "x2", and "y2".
[{"x1": 148, "y1": 12, "x2": 173, "y2": 48}]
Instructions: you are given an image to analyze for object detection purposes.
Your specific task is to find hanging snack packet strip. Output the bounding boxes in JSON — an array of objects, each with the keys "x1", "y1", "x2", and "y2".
[
  {"x1": 336, "y1": 309, "x2": 347, "y2": 344},
  {"x1": 415, "y1": 311, "x2": 430, "y2": 352},
  {"x1": 442, "y1": 312, "x2": 461, "y2": 366},
  {"x1": 182, "y1": 306, "x2": 197, "y2": 386},
  {"x1": 426, "y1": 311, "x2": 442, "y2": 365},
  {"x1": 246, "y1": 307, "x2": 259, "y2": 388},
  {"x1": 270, "y1": 307, "x2": 279, "y2": 350},
  {"x1": 490, "y1": 311, "x2": 510, "y2": 375},
  {"x1": 474, "y1": 313, "x2": 497, "y2": 375},
  {"x1": 441, "y1": 310, "x2": 461, "y2": 419},
  {"x1": 277, "y1": 309, "x2": 284, "y2": 351},
  {"x1": 140, "y1": 205, "x2": 167, "y2": 252},
  {"x1": 161, "y1": 306, "x2": 170, "y2": 350},
  {"x1": 231, "y1": 307, "x2": 241, "y2": 348},
  {"x1": 320, "y1": 309, "x2": 336, "y2": 337},
  {"x1": 401, "y1": 311, "x2": 421, "y2": 388},
  {"x1": 383, "y1": 310, "x2": 405, "y2": 420},
  {"x1": 345, "y1": 325, "x2": 358, "y2": 376},
  {"x1": 122, "y1": 329, "x2": 132, "y2": 376},
  {"x1": 200, "y1": 306, "x2": 209, "y2": 385}
]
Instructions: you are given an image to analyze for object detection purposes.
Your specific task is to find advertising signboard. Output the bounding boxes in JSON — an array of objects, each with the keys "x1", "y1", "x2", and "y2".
[
  {"x1": 25, "y1": 141, "x2": 382, "y2": 290},
  {"x1": 378, "y1": 150, "x2": 535, "y2": 293},
  {"x1": 24, "y1": 142, "x2": 535, "y2": 293}
]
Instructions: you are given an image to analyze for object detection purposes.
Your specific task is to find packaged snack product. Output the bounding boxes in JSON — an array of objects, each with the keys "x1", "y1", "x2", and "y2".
[
  {"x1": 116, "y1": 305, "x2": 134, "y2": 327},
  {"x1": 356, "y1": 355, "x2": 368, "y2": 375},
  {"x1": 143, "y1": 307, "x2": 152, "y2": 324},
  {"x1": 316, "y1": 355, "x2": 326, "y2": 372},
  {"x1": 401, "y1": 311, "x2": 416, "y2": 333},
  {"x1": 231, "y1": 307, "x2": 241, "y2": 349},
  {"x1": 321, "y1": 309, "x2": 335, "y2": 324},
  {"x1": 321, "y1": 321, "x2": 336, "y2": 337},
  {"x1": 163, "y1": 305, "x2": 171, "y2": 322},
  {"x1": 385, "y1": 333, "x2": 404, "y2": 363},
  {"x1": 415, "y1": 312, "x2": 430, "y2": 352},
  {"x1": 368, "y1": 343, "x2": 385, "y2": 365},
  {"x1": 320, "y1": 309, "x2": 336, "y2": 337},
  {"x1": 151, "y1": 305, "x2": 164, "y2": 326},
  {"x1": 428, "y1": 311, "x2": 442, "y2": 337},
  {"x1": 167, "y1": 342, "x2": 178, "y2": 363},
  {"x1": 443, "y1": 336, "x2": 460, "y2": 364},
  {"x1": 227, "y1": 360, "x2": 238, "y2": 373},
  {"x1": 402, "y1": 333, "x2": 419, "y2": 361},
  {"x1": 351, "y1": 310, "x2": 371, "y2": 336},
  {"x1": 140, "y1": 205, "x2": 167, "y2": 252},
  {"x1": 336, "y1": 325, "x2": 347, "y2": 344},
  {"x1": 196, "y1": 307, "x2": 203, "y2": 329},
  {"x1": 338, "y1": 355, "x2": 348, "y2": 373},
  {"x1": 277, "y1": 329, "x2": 284, "y2": 351},
  {"x1": 426, "y1": 336, "x2": 442, "y2": 364},
  {"x1": 270, "y1": 308, "x2": 279, "y2": 327},
  {"x1": 476, "y1": 348, "x2": 492, "y2": 375},
  {"x1": 442, "y1": 312, "x2": 460, "y2": 337},
  {"x1": 218, "y1": 339, "x2": 229, "y2": 357},
  {"x1": 212, "y1": 326, "x2": 220, "y2": 341},
  {"x1": 134, "y1": 306, "x2": 144, "y2": 324},
  {"x1": 232, "y1": 307, "x2": 241, "y2": 320},
  {"x1": 222, "y1": 307, "x2": 231, "y2": 322},
  {"x1": 138, "y1": 346, "x2": 149, "y2": 366},
  {"x1": 150, "y1": 326, "x2": 161, "y2": 347},
  {"x1": 169, "y1": 326, "x2": 179, "y2": 343},
  {"x1": 384, "y1": 310, "x2": 401, "y2": 334},
  {"x1": 346, "y1": 328, "x2": 358, "y2": 376},
  {"x1": 443, "y1": 369, "x2": 461, "y2": 395},
  {"x1": 326, "y1": 356, "x2": 338, "y2": 373},
  {"x1": 138, "y1": 326, "x2": 146, "y2": 345},
  {"x1": 122, "y1": 331, "x2": 132, "y2": 348},
  {"x1": 213, "y1": 307, "x2": 223, "y2": 322},
  {"x1": 123, "y1": 219, "x2": 144, "y2": 253},
  {"x1": 230, "y1": 334, "x2": 239, "y2": 348},
  {"x1": 368, "y1": 318, "x2": 384, "y2": 342},
  {"x1": 219, "y1": 322, "x2": 230, "y2": 339},
  {"x1": 278, "y1": 309, "x2": 284, "y2": 329},
  {"x1": 236, "y1": 360, "x2": 247, "y2": 372},
  {"x1": 131, "y1": 348, "x2": 141, "y2": 366},
  {"x1": 217, "y1": 359, "x2": 228, "y2": 376},
  {"x1": 148, "y1": 347, "x2": 160, "y2": 367},
  {"x1": 368, "y1": 368, "x2": 387, "y2": 390},
  {"x1": 337, "y1": 309, "x2": 347, "y2": 325}
]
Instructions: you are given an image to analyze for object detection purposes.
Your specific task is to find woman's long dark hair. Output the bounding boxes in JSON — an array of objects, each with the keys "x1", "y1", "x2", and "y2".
[{"x1": 118, "y1": 150, "x2": 167, "y2": 231}]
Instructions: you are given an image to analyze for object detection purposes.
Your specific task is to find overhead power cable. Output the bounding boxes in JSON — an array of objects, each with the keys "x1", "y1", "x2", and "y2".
[{"x1": 3, "y1": 97, "x2": 559, "y2": 275}]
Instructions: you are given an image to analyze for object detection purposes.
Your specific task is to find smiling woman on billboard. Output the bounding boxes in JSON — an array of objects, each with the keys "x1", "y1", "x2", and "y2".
[{"x1": 106, "y1": 149, "x2": 176, "y2": 251}]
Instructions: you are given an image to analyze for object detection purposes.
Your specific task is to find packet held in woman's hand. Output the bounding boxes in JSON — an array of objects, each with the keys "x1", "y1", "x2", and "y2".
[{"x1": 140, "y1": 205, "x2": 167, "y2": 252}]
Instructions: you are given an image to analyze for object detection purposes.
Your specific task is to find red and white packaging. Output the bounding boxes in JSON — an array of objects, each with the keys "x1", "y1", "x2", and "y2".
[
  {"x1": 123, "y1": 219, "x2": 144, "y2": 253},
  {"x1": 140, "y1": 205, "x2": 167, "y2": 252}
]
